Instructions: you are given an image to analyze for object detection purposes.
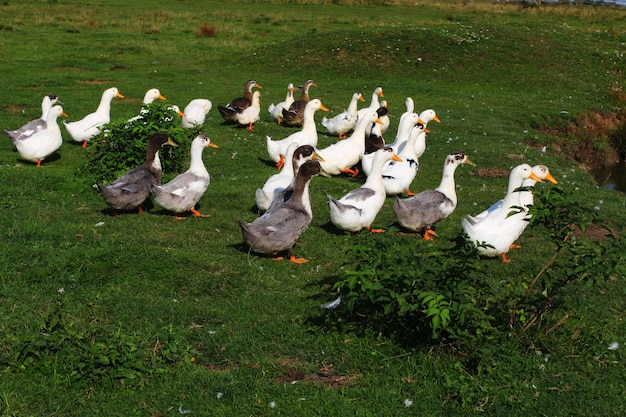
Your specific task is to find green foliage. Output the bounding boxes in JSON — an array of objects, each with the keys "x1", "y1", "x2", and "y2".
[
  {"x1": 332, "y1": 233, "x2": 497, "y2": 347},
  {"x1": 79, "y1": 102, "x2": 197, "y2": 184}
]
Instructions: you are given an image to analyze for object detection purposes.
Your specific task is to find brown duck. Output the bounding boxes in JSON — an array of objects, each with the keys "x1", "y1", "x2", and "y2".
[
  {"x1": 218, "y1": 79, "x2": 262, "y2": 122},
  {"x1": 281, "y1": 79, "x2": 316, "y2": 126}
]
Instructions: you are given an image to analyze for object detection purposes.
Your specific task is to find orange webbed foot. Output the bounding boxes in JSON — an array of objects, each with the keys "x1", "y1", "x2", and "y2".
[
  {"x1": 367, "y1": 226, "x2": 386, "y2": 233},
  {"x1": 423, "y1": 230, "x2": 438, "y2": 241},
  {"x1": 341, "y1": 167, "x2": 359, "y2": 177},
  {"x1": 289, "y1": 254, "x2": 308, "y2": 264},
  {"x1": 276, "y1": 155, "x2": 285, "y2": 170},
  {"x1": 501, "y1": 253, "x2": 512, "y2": 263}
]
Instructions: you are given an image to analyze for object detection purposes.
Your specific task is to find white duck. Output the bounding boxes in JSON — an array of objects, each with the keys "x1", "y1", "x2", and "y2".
[
  {"x1": 403, "y1": 109, "x2": 441, "y2": 155},
  {"x1": 64, "y1": 87, "x2": 124, "y2": 147},
  {"x1": 382, "y1": 120, "x2": 426, "y2": 196},
  {"x1": 389, "y1": 108, "x2": 440, "y2": 154},
  {"x1": 182, "y1": 99, "x2": 213, "y2": 128},
  {"x1": 357, "y1": 87, "x2": 383, "y2": 120},
  {"x1": 328, "y1": 147, "x2": 402, "y2": 233},
  {"x1": 266, "y1": 98, "x2": 328, "y2": 168},
  {"x1": 394, "y1": 151, "x2": 475, "y2": 240},
  {"x1": 464, "y1": 164, "x2": 557, "y2": 262},
  {"x1": 5, "y1": 94, "x2": 61, "y2": 143},
  {"x1": 14, "y1": 105, "x2": 67, "y2": 167},
  {"x1": 317, "y1": 110, "x2": 382, "y2": 177},
  {"x1": 321, "y1": 92, "x2": 364, "y2": 138},
  {"x1": 152, "y1": 134, "x2": 218, "y2": 219},
  {"x1": 462, "y1": 164, "x2": 543, "y2": 262},
  {"x1": 255, "y1": 144, "x2": 322, "y2": 213},
  {"x1": 235, "y1": 90, "x2": 261, "y2": 132},
  {"x1": 238, "y1": 160, "x2": 322, "y2": 264},
  {"x1": 268, "y1": 83, "x2": 295, "y2": 124},
  {"x1": 127, "y1": 88, "x2": 167, "y2": 124}
]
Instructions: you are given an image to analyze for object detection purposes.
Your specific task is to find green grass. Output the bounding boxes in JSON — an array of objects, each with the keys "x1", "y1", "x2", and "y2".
[{"x1": 1, "y1": 0, "x2": 626, "y2": 415}]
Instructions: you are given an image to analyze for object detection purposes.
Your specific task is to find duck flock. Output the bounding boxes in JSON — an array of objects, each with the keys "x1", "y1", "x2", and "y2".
[{"x1": 4, "y1": 80, "x2": 558, "y2": 264}]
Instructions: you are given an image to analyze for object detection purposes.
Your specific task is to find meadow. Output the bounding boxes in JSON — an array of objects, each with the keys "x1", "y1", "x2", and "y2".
[{"x1": 1, "y1": 0, "x2": 625, "y2": 415}]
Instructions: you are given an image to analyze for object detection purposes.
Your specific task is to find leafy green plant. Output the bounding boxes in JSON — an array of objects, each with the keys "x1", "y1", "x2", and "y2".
[
  {"x1": 331, "y1": 233, "x2": 497, "y2": 347},
  {"x1": 509, "y1": 186, "x2": 622, "y2": 335},
  {"x1": 79, "y1": 102, "x2": 197, "y2": 184}
]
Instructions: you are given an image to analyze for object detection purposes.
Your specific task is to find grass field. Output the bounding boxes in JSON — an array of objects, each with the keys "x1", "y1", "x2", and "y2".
[{"x1": 1, "y1": 1, "x2": 625, "y2": 415}]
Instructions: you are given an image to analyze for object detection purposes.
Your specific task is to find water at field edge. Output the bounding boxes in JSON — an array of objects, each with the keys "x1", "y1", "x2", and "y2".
[{"x1": 592, "y1": 160, "x2": 626, "y2": 193}]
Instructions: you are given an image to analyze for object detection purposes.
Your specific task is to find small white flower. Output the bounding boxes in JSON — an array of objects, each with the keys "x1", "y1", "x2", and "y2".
[
  {"x1": 608, "y1": 341, "x2": 619, "y2": 351},
  {"x1": 208, "y1": 330, "x2": 216, "y2": 335},
  {"x1": 216, "y1": 392, "x2": 223, "y2": 399},
  {"x1": 269, "y1": 401, "x2": 276, "y2": 408},
  {"x1": 404, "y1": 399, "x2": 413, "y2": 407},
  {"x1": 57, "y1": 288, "x2": 65, "y2": 294}
]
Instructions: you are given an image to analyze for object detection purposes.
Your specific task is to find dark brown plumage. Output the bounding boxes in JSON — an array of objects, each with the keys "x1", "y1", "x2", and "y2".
[
  {"x1": 218, "y1": 80, "x2": 262, "y2": 121},
  {"x1": 281, "y1": 79, "x2": 316, "y2": 126}
]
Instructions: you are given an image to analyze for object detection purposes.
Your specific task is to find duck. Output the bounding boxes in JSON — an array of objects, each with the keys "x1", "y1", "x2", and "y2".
[
  {"x1": 360, "y1": 106, "x2": 388, "y2": 177},
  {"x1": 235, "y1": 91, "x2": 261, "y2": 131},
  {"x1": 268, "y1": 83, "x2": 295, "y2": 124},
  {"x1": 255, "y1": 144, "x2": 323, "y2": 213},
  {"x1": 13, "y1": 105, "x2": 67, "y2": 167},
  {"x1": 142, "y1": 88, "x2": 167, "y2": 104},
  {"x1": 321, "y1": 92, "x2": 365, "y2": 138},
  {"x1": 64, "y1": 87, "x2": 124, "y2": 147},
  {"x1": 182, "y1": 99, "x2": 213, "y2": 128},
  {"x1": 127, "y1": 88, "x2": 168, "y2": 124},
  {"x1": 387, "y1": 108, "x2": 420, "y2": 153},
  {"x1": 266, "y1": 98, "x2": 329, "y2": 168},
  {"x1": 382, "y1": 120, "x2": 427, "y2": 196},
  {"x1": 505, "y1": 164, "x2": 558, "y2": 247},
  {"x1": 317, "y1": 110, "x2": 382, "y2": 177},
  {"x1": 238, "y1": 160, "x2": 322, "y2": 264},
  {"x1": 218, "y1": 80, "x2": 262, "y2": 122},
  {"x1": 394, "y1": 151, "x2": 475, "y2": 240},
  {"x1": 402, "y1": 109, "x2": 441, "y2": 155},
  {"x1": 356, "y1": 86, "x2": 383, "y2": 120},
  {"x1": 328, "y1": 147, "x2": 402, "y2": 233},
  {"x1": 97, "y1": 132, "x2": 178, "y2": 214},
  {"x1": 281, "y1": 79, "x2": 316, "y2": 126},
  {"x1": 389, "y1": 108, "x2": 439, "y2": 154},
  {"x1": 462, "y1": 164, "x2": 555, "y2": 262},
  {"x1": 378, "y1": 100, "x2": 390, "y2": 135},
  {"x1": 152, "y1": 134, "x2": 218, "y2": 219},
  {"x1": 5, "y1": 94, "x2": 61, "y2": 143}
]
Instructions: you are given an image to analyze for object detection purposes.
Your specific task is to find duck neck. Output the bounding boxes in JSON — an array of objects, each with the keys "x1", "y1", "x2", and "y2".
[
  {"x1": 347, "y1": 96, "x2": 359, "y2": 113},
  {"x1": 363, "y1": 153, "x2": 388, "y2": 190},
  {"x1": 302, "y1": 107, "x2": 318, "y2": 131},
  {"x1": 189, "y1": 143, "x2": 208, "y2": 176},
  {"x1": 96, "y1": 92, "x2": 113, "y2": 115},
  {"x1": 435, "y1": 162, "x2": 459, "y2": 204}
]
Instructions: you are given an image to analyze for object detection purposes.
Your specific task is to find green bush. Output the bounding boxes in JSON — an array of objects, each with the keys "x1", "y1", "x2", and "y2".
[
  {"x1": 79, "y1": 102, "x2": 197, "y2": 184},
  {"x1": 331, "y1": 233, "x2": 498, "y2": 347}
]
